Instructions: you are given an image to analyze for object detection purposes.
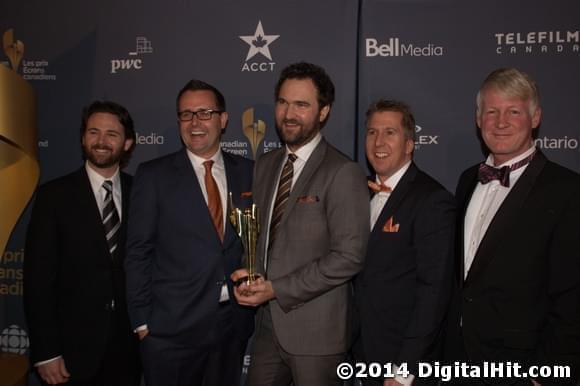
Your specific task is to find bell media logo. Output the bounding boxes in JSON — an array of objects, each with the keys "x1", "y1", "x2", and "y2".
[
  {"x1": 494, "y1": 30, "x2": 579, "y2": 55},
  {"x1": 365, "y1": 37, "x2": 444, "y2": 58},
  {"x1": 239, "y1": 21, "x2": 279, "y2": 72},
  {"x1": 110, "y1": 36, "x2": 153, "y2": 74},
  {"x1": 0, "y1": 325, "x2": 29, "y2": 354}
]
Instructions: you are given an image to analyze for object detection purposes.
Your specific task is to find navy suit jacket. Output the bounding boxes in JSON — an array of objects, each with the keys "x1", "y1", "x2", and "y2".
[
  {"x1": 450, "y1": 151, "x2": 580, "y2": 385},
  {"x1": 24, "y1": 167, "x2": 136, "y2": 379},
  {"x1": 125, "y1": 149, "x2": 254, "y2": 342},
  {"x1": 354, "y1": 163, "x2": 456, "y2": 377}
]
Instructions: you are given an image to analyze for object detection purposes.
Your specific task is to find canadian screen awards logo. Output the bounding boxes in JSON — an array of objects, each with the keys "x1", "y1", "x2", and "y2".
[
  {"x1": 239, "y1": 21, "x2": 279, "y2": 72},
  {"x1": 0, "y1": 325, "x2": 29, "y2": 355},
  {"x1": 110, "y1": 36, "x2": 153, "y2": 74},
  {"x1": 2, "y1": 29, "x2": 56, "y2": 80}
]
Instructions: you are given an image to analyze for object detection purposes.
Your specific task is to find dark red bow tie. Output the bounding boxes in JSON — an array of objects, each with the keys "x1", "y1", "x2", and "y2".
[{"x1": 477, "y1": 151, "x2": 536, "y2": 188}]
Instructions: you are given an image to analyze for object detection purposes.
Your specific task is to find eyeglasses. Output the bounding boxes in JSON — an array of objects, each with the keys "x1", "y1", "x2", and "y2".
[{"x1": 177, "y1": 109, "x2": 223, "y2": 122}]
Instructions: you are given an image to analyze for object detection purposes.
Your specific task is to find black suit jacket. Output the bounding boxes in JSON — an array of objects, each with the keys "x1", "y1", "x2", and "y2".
[
  {"x1": 452, "y1": 152, "x2": 580, "y2": 385},
  {"x1": 125, "y1": 149, "x2": 254, "y2": 343},
  {"x1": 24, "y1": 167, "x2": 136, "y2": 379},
  {"x1": 354, "y1": 163, "x2": 456, "y2": 378}
]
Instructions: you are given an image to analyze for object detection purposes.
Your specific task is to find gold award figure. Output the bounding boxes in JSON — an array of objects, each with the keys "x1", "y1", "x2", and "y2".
[{"x1": 229, "y1": 193, "x2": 261, "y2": 285}]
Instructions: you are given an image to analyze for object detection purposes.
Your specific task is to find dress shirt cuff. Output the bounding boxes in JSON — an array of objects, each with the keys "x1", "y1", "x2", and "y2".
[
  {"x1": 134, "y1": 324, "x2": 148, "y2": 333},
  {"x1": 34, "y1": 355, "x2": 61, "y2": 367},
  {"x1": 393, "y1": 363, "x2": 415, "y2": 386}
]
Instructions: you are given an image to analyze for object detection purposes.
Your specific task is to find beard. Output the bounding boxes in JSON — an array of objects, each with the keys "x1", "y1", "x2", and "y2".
[
  {"x1": 83, "y1": 144, "x2": 124, "y2": 169},
  {"x1": 276, "y1": 118, "x2": 320, "y2": 149}
]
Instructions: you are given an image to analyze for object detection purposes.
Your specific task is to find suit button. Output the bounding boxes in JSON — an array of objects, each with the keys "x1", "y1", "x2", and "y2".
[{"x1": 463, "y1": 295, "x2": 473, "y2": 303}]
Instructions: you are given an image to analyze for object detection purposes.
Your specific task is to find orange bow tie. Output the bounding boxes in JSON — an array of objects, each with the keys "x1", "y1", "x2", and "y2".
[{"x1": 368, "y1": 180, "x2": 392, "y2": 193}]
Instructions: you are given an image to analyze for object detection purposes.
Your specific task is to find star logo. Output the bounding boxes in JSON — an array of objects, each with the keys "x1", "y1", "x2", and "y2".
[{"x1": 239, "y1": 21, "x2": 279, "y2": 61}]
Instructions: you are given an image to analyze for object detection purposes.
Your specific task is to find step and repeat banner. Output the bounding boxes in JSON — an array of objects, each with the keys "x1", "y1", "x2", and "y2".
[{"x1": 1, "y1": 0, "x2": 579, "y2": 384}]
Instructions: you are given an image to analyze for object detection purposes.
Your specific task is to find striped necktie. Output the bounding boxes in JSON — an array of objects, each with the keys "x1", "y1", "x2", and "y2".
[
  {"x1": 268, "y1": 153, "x2": 297, "y2": 250},
  {"x1": 102, "y1": 180, "x2": 120, "y2": 255}
]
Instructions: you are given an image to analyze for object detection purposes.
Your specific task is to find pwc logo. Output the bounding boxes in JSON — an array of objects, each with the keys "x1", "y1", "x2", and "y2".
[{"x1": 110, "y1": 37, "x2": 153, "y2": 74}]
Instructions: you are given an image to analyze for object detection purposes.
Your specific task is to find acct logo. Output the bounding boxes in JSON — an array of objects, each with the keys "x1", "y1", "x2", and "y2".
[
  {"x1": 365, "y1": 37, "x2": 444, "y2": 58},
  {"x1": 414, "y1": 125, "x2": 439, "y2": 149},
  {"x1": 239, "y1": 21, "x2": 279, "y2": 72},
  {"x1": 495, "y1": 30, "x2": 579, "y2": 55},
  {"x1": 0, "y1": 325, "x2": 29, "y2": 355},
  {"x1": 110, "y1": 37, "x2": 153, "y2": 74}
]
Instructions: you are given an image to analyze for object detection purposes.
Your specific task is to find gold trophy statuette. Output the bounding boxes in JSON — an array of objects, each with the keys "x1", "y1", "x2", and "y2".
[{"x1": 229, "y1": 193, "x2": 261, "y2": 286}]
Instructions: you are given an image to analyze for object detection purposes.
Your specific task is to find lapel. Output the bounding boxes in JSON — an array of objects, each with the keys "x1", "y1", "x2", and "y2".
[
  {"x1": 370, "y1": 163, "x2": 417, "y2": 236},
  {"x1": 223, "y1": 150, "x2": 242, "y2": 249},
  {"x1": 456, "y1": 167, "x2": 479, "y2": 286},
  {"x1": 464, "y1": 152, "x2": 547, "y2": 287},
  {"x1": 279, "y1": 138, "x2": 327, "y2": 229},
  {"x1": 171, "y1": 149, "x2": 223, "y2": 246},
  {"x1": 76, "y1": 167, "x2": 114, "y2": 261}
]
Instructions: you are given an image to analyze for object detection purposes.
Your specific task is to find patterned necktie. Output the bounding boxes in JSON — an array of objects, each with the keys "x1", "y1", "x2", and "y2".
[
  {"x1": 477, "y1": 151, "x2": 536, "y2": 188},
  {"x1": 102, "y1": 180, "x2": 120, "y2": 255},
  {"x1": 203, "y1": 160, "x2": 224, "y2": 242},
  {"x1": 268, "y1": 153, "x2": 297, "y2": 250}
]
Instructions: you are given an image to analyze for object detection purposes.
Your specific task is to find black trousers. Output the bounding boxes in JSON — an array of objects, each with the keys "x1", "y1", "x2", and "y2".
[{"x1": 140, "y1": 302, "x2": 247, "y2": 386}]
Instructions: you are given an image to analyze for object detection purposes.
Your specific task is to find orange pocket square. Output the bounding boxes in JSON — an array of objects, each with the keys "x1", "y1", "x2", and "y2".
[
  {"x1": 241, "y1": 191, "x2": 252, "y2": 198},
  {"x1": 382, "y1": 216, "x2": 400, "y2": 233},
  {"x1": 297, "y1": 195, "x2": 319, "y2": 203}
]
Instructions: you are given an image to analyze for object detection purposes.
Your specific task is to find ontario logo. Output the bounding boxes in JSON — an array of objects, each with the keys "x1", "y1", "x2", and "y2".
[
  {"x1": 239, "y1": 21, "x2": 279, "y2": 72},
  {"x1": 365, "y1": 37, "x2": 444, "y2": 58},
  {"x1": 495, "y1": 30, "x2": 579, "y2": 55},
  {"x1": 110, "y1": 36, "x2": 153, "y2": 74}
]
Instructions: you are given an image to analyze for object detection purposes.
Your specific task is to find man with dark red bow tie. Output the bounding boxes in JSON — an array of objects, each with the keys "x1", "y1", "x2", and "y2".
[
  {"x1": 353, "y1": 99, "x2": 456, "y2": 386},
  {"x1": 447, "y1": 68, "x2": 580, "y2": 385}
]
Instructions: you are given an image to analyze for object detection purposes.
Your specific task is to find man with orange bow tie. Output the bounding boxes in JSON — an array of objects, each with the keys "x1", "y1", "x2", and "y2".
[{"x1": 353, "y1": 99, "x2": 456, "y2": 386}]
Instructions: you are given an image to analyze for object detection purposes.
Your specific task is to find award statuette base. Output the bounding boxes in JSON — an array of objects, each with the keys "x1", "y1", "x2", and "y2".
[{"x1": 233, "y1": 273, "x2": 262, "y2": 287}]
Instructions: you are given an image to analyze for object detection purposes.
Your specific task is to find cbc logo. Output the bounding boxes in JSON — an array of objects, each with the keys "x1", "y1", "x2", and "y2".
[{"x1": 0, "y1": 324, "x2": 29, "y2": 354}]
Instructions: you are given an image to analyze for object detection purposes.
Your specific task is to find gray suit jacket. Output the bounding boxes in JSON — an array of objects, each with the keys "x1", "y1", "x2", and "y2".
[{"x1": 253, "y1": 138, "x2": 369, "y2": 355}]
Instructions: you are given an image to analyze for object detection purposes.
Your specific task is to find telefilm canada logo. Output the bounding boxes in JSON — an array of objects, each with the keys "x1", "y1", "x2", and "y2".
[
  {"x1": 494, "y1": 30, "x2": 579, "y2": 55},
  {"x1": 2, "y1": 29, "x2": 56, "y2": 80},
  {"x1": 365, "y1": 37, "x2": 444, "y2": 57},
  {"x1": 239, "y1": 21, "x2": 279, "y2": 72},
  {"x1": 110, "y1": 36, "x2": 153, "y2": 74}
]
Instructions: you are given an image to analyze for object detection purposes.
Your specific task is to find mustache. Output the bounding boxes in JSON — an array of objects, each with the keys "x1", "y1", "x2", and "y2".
[{"x1": 91, "y1": 144, "x2": 112, "y2": 151}]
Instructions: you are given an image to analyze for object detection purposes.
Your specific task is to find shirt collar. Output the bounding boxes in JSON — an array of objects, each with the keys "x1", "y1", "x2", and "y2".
[
  {"x1": 85, "y1": 161, "x2": 120, "y2": 192},
  {"x1": 285, "y1": 132, "x2": 322, "y2": 163},
  {"x1": 486, "y1": 145, "x2": 536, "y2": 168},
  {"x1": 375, "y1": 160, "x2": 412, "y2": 193},
  {"x1": 186, "y1": 148, "x2": 225, "y2": 170}
]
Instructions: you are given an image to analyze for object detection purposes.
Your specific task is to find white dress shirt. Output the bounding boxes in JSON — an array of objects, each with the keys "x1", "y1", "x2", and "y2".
[
  {"x1": 463, "y1": 145, "x2": 536, "y2": 279},
  {"x1": 370, "y1": 161, "x2": 411, "y2": 230},
  {"x1": 85, "y1": 162, "x2": 122, "y2": 221}
]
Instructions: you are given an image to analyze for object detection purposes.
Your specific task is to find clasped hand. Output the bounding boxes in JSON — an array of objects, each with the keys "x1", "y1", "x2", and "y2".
[{"x1": 230, "y1": 269, "x2": 275, "y2": 306}]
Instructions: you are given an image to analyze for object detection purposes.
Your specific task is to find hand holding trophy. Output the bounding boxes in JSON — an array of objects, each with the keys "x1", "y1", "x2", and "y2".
[{"x1": 229, "y1": 193, "x2": 261, "y2": 286}]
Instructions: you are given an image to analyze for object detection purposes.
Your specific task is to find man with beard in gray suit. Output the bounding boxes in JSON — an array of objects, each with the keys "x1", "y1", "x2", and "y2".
[{"x1": 232, "y1": 62, "x2": 369, "y2": 386}]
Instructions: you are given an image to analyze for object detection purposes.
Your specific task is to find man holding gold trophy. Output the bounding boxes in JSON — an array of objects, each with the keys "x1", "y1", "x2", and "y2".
[{"x1": 233, "y1": 62, "x2": 370, "y2": 386}]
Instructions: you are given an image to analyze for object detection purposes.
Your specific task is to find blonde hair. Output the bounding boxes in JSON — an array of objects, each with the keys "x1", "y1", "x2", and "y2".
[{"x1": 476, "y1": 68, "x2": 540, "y2": 116}]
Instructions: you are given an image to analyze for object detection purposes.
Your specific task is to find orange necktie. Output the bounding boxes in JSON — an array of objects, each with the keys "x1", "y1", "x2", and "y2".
[{"x1": 203, "y1": 160, "x2": 223, "y2": 242}]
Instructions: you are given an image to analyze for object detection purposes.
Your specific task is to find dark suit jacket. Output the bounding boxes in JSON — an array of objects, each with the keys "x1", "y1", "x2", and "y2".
[
  {"x1": 354, "y1": 163, "x2": 456, "y2": 378},
  {"x1": 452, "y1": 152, "x2": 580, "y2": 385},
  {"x1": 24, "y1": 167, "x2": 136, "y2": 379},
  {"x1": 253, "y1": 138, "x2": 370, "y2": 355},
  {"x1": 125, "y1": 149, "x2": 254, "y2": 343}
]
